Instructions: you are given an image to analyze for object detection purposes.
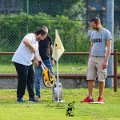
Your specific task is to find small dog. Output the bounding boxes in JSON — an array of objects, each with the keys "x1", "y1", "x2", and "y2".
[{"x1": 66, "y1": 101, "x2": 75, "y2": 116}]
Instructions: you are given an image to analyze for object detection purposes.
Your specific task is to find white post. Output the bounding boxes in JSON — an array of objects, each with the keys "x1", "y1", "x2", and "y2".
[{"x1": 56, "y1": 44, "x2": 60, "y2": 102}]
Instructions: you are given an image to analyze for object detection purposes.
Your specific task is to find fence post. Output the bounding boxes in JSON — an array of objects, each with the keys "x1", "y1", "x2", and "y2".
[
  {"x1": 26, "y1": 0, "x2": 29, "y2": 33},
  {"x1": 114, "y1": 49, "x2": 118, "y2": 92},
  {"x1": 106, "y1": 0, "x2": 114, "y2": 87}
]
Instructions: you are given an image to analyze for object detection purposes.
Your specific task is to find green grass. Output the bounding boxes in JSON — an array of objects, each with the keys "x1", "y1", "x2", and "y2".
[
  {"x1": 0, "y1": 63, "x2": 120, "y2": 74},
  {"x1": 0, "y1": 88, "x2": 120, "y2": 120},
  {"x1": 1, "y1": 63, "x2": 120, "y2": 74},
  {"x1": 0, "y1": 63, "x2": 87, "y2": 74},
  {"x1": 0, "y1": 64, "x2": 16, "y2": 73}
]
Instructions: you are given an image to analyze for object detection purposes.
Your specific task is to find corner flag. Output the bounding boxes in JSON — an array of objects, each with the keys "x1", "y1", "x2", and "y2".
[{"x1": 52, "y1": 29, "x2": 65, "y2": 61}]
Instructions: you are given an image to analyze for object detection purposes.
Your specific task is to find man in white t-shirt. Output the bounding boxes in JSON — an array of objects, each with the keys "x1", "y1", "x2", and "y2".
[{"x1": 12, "y1": 26, "x2": 48, "y2": 102}]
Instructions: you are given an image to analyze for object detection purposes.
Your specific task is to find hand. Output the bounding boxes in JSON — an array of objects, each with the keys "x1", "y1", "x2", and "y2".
[
  {"x1": 33, "y1": 59, "x2": 39, "y2": 67},
  {"x1": 44, "y1": 65, "x2": 48, "y2": 70},
  {"x1": 51, "y1": 60, "x2": 54, "y2": 66},
  {"x1": 41, "y1": 63, "x2": 48, "y2": 70},
  {"x1": 102, "y1": 61, "x2": 108, "y2": 69}
]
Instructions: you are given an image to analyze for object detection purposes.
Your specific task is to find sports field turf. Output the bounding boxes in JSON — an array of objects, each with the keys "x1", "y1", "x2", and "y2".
[
  {"x1": 0, "y1": 88, "x2": 120, "y2": 120},
  {"x1": 1, "y1": 64, "x2": 120, "y2": 74}
]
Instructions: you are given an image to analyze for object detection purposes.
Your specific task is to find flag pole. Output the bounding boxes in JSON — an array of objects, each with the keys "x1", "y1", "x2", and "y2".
[
  {"x1": 56, "y1": 44, "x2": 60, "y2": 102},
  {"x1": 52, "y1": 29, "x2": 64, "y2": 102}
]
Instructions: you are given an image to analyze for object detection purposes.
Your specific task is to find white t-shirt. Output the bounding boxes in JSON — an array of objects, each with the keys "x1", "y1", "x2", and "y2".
[{"x1": 12, "y1": 33, "x2": 39, "y2": 66}]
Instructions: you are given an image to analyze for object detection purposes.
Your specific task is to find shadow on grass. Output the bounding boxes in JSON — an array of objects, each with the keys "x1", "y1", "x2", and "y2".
[{"x1": 46, "y1": 102, "x2": 66, "y2": 109}]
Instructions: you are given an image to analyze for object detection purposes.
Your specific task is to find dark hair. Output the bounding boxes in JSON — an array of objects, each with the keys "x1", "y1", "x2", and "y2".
[
  {"x1": 90, "y1": 17, "x2": 101, "y2": 25},
  {"x1": 34, "y1": 27, "x2": 48, "y2": 35}
]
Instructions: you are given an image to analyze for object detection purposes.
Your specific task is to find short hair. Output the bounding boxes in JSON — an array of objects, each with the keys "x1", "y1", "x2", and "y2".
[
  {"x1": 90, "y1": 17, "x2": 101, "y2": 25},
  {"x1": 35, "y1": 26, "x2": 48, "y2": 35}
]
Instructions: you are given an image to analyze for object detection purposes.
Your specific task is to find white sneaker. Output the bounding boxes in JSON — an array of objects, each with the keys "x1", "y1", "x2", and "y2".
[{"x1": 35, "y1": 96, "x2": 40, "y2": 100}]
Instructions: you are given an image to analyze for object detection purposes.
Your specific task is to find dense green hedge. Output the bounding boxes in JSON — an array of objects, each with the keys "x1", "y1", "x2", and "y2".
[
  {"x1": 1, "y1": 13, "x2": 119, "y2": 64},
  {"x1": 0, "y1": 13, "x2": 89, "y2": 64},
  {"x1": 0, "y1": 13, "x2": 89, "y2": 52}
]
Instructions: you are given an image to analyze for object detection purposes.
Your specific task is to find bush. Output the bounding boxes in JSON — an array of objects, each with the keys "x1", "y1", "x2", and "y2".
[
  {"x1": 0, "y1": 13, "x2": 89, "y2": 64},
  {"x1": 0, "y1": 13, "x2": 88, "y2": 52}
]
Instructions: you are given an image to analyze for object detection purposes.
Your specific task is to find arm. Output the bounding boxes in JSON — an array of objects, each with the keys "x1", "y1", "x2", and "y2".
[
  {"x1": 33, "y1": 55, "x2": 41, "y2": 67},
  {"x1": 102, "y1": 40, "x2": 112, "y2": 69},
  {"x1": 33, "y1": 55, "x2": 47, "y2": 69},
  {"x1": 23, "y1": 39, "x2": 36, "y2": 53},
  {"x1": 34, "y1": 50, "x2": 48, "y2": 69},
  {"x1": 50, "y1": 44, "x2": 54, "y2": 66},
  {"x1": 88, "y1": 42, "x2": 93, "y2": 62}
]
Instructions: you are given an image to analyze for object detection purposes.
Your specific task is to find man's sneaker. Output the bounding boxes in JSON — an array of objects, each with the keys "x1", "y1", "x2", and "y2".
[
  {"x1": 98, "y1": 97, "x2": 103, "y2": 102},
  {"x1": 81, "y1": 96, "x2": 94, "y2": 103},
  {"x1": 35, "y1": 95, "x2": 40, "y2": 100},
  {"x1": 17, "y1": 98, "x2": 25, "y2": 102},
  {"x1": 29, "y1": 98, "x2": 39, "y2": 102}
]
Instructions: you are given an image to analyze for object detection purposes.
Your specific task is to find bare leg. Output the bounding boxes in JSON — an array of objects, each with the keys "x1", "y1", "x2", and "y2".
[
  {"x1": 88, "y1": 80, "x2": 94, "y2": 98},
  {"x1": 99, "y1": 82, "x2": 105, "y2": 97}
]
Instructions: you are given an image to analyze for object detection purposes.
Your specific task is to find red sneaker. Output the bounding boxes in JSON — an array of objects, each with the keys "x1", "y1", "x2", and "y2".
[
  {"x1": 81, "y1": 97, "x2": 94, "y2": 103},
  {"x1": 98, "y1": 97, "x2": 103, "y2": 102}
]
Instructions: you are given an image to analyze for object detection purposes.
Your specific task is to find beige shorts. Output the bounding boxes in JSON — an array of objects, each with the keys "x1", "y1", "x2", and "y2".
[{"x1": 86, "y1": 56, "x2": 107, "y2": 82}]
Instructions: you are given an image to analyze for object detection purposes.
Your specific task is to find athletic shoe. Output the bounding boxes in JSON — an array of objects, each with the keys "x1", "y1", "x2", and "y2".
[
  {"x1": 17, "y1": 98, "x2": 25, "y2": 102},
  {"x1": 81, "y1": 96, "x2": 94, "y2": 103},
  {"x1": 98, "y1": 97, "x2": 103, "y2": 102},
  {"x1": 29, "y1": 98, "x2": 38, "y2": 102},
  {"x1": 35, "y1": 95, "x2": 41, "y2": 100}
]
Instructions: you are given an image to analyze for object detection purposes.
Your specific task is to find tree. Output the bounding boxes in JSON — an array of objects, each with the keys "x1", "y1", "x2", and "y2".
[{"x1": 23, "y1": 0, "x2": 85, "y2": 20}]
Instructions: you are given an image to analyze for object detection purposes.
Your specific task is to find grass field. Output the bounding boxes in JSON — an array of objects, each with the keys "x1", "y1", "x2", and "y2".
[
  {"x1": 0, "y1": 63, "x2": 120, "y2": 74},
  {"x1": 0, "y1": 63, "x2": 87, "y2": 74},
  {"x1": 0, "y1": 88, "x2": 120, "y2": 120}
]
